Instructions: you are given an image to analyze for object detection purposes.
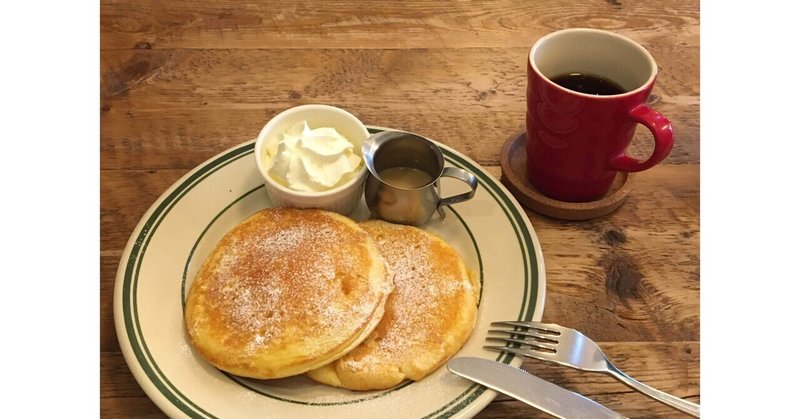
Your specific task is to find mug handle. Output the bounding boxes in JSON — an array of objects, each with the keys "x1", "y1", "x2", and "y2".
[
  {"x1": 438, "y1": 167, "x2": 478, "y2": 208},
  {"x1": 608, "y1": 104, "x2": 675, "y2": 172}
]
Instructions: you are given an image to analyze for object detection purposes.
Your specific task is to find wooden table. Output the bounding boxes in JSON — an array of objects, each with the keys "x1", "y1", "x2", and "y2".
[{"x1": 100, "y1": 1, "x2": 699, "y2": 417}]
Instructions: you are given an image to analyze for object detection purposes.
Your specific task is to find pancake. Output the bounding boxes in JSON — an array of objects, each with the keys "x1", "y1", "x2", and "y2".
[
  {"x1": 184, "y1": 208, "x2": 393, "y2": 379},
  {"x1": 307, "y1": 220, "x2": 480, "y2": 390}
]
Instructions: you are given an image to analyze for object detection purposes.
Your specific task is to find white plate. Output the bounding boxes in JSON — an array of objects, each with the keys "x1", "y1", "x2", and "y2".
[{"x1": 114, "y1": 127, "x2": 546, "y2": 418}]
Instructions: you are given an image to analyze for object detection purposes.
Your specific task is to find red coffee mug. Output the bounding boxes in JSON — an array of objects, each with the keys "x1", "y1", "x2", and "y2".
[{"x1": 526, "y1": 28, "x2": 674, "y2": 202}]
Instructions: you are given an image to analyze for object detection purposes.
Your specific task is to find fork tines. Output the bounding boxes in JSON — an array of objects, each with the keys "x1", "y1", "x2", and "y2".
[
  {"x1": 484, "y1": 321, "x2": 562, "y2": 358},
  {"x1": 490, "y1": 321, "x2": 565, "y2": 335}
]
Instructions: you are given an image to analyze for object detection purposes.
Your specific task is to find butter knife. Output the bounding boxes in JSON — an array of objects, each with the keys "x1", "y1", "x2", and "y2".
[{"x1": 448, "y1": 357, "x2": 626, "y2": 419}]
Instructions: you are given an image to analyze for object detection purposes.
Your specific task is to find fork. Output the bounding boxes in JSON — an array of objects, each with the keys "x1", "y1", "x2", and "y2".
[{"x1": 485, "y1": 321, "x2": 700, "y2": 418}]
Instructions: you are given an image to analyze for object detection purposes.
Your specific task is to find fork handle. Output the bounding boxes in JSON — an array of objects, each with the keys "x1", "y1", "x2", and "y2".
[{"x1": 606, "y1": 363, "x2": 700, "y2": 417}]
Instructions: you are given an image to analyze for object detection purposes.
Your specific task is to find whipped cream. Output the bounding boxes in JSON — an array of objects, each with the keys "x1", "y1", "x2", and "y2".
[{"x1": 262, "y1": 121, "x2": 362, "y2": 192}]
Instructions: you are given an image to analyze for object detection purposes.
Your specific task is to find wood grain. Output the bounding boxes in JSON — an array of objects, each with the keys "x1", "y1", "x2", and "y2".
[
  {"x1": 101, "y1": 0, "x2": 699, "y2": 50},
  {"x1": 100, "y1": 0, "x2": 699, "y2": 416},
  {"x1": 100, "y1": 47, "x2": 698, "y2": 171}
]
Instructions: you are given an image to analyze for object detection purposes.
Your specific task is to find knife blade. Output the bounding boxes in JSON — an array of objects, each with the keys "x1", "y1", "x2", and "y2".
[{"x1": 447, "y1": 357, "x2": 626, "y2": 419}]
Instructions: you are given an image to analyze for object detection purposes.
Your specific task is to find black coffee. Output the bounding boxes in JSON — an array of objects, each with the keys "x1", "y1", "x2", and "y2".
[{"x1": 550, "y1": 72, "x2": 626, "y2": 95}]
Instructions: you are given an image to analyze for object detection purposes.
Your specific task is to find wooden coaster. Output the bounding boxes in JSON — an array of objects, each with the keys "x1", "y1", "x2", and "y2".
[{"x1": 500, "y1": 131, "x2": 634, "y2": 221}]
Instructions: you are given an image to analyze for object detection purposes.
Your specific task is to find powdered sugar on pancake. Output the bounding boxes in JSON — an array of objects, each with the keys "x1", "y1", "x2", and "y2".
[
  {"x1": 187, "y1": 209, "x2": 387, "y2": 360},
  {"x1": 337, "y1": 221, "x2": 476, "y2": 378}
]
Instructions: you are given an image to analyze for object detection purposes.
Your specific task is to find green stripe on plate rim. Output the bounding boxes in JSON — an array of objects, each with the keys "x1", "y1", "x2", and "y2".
[
  {"x1": 123, "y1": 143, "x2": 253, "y2": 419},
  {"x1": 120, "y1": 128, "x2": 539, "y2": 419}
]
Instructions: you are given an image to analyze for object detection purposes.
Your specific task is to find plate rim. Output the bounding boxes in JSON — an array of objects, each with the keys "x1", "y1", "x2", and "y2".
[{"x1": 113, "y1": 126, "x2": 546, "y2": 418}]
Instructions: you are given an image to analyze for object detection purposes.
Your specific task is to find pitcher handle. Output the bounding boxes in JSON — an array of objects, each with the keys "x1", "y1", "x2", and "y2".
[{"x1": 438, "y1": 167, "x2": 478, "y2": 209}]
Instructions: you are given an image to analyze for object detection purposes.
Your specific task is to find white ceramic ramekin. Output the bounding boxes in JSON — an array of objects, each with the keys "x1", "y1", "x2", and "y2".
[{"x1": 254, "y1": 104, "x2": 370, "y2": 215}]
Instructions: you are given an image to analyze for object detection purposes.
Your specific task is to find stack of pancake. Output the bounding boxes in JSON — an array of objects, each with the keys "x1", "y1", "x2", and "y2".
[{"x1": 184, "y1": 207, "x2": 480, "y2": 390}]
